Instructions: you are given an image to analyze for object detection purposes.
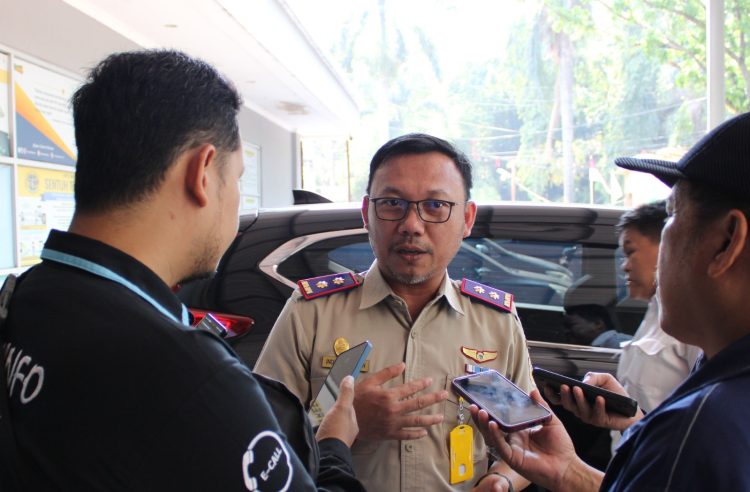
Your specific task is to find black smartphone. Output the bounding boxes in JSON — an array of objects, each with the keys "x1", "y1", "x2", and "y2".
[
  {"x1": 307, "y1": 340, "x2": 372, "y2": 427},
  {"x1": 452, "y1": 370, "x2": 552, "y2": 432},
  {"x1": 532, "y1": 366, "x2": 638, "y2": 417}
]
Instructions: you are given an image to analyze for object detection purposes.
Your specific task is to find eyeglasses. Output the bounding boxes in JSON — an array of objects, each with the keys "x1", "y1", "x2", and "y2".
[{"x1": 369, "y1": 197, "x2": 458, "y2": 223}]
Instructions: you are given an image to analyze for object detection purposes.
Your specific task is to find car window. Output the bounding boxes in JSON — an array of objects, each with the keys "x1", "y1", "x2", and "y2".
[
  {"x1": 276, "y1": 233, "x2": 374, "y2": 281},
  {"x1": 276, "y1": 234, "x2": 644, "y2": 347},
  {"x1": 459, "y1": 238, "x2": 580, "y2": 307}
]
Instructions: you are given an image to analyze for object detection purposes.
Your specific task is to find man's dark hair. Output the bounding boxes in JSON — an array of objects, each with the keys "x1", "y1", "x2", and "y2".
[
  {"x1": 677, "y1": 180, "x2": 750, "y2": 226},
  {"x1": 72, "y1": 50, "x2": 242, "y2": 213},
  {"x1": 366, "y1": 133, "x2": 473, "y2": 200},
  {"x1": 615, "y1": 200, "x2": 667, "y2": 243}
]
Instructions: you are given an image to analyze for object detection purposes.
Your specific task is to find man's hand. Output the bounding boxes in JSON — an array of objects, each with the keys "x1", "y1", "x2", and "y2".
[
  {"x1": 316, "y1": 375, "x2": 359, "y2": 447},
  {"x1": 470, "y1": 390, "x2": 603, "y2": 492},
  {"x1": 353, "y1": 362, "x2": 448, "y2": 441},
  {"x1": 542, "y1": 372, "x2": 644, "y2": 432},
  {"x1": 471, "y1": 472, "x2": 513, "y2": 492}
]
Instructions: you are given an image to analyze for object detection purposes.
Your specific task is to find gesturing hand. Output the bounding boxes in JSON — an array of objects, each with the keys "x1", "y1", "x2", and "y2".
[{"x1": 353, "y1": 362, "x2": 449, "y2": 441}]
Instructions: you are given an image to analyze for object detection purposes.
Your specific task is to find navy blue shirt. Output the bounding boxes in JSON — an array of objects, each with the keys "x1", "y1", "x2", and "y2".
[
  {"x1": 2, "y1": 230, "x2": 361, "y2": 491},
  {"x1": 602, "y1": 332, "x2": 750, "y2": 491}
]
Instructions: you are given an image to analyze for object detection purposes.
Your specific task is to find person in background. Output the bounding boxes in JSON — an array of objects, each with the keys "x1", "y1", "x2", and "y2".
[
  {"x1": 562, "y1": 274, "x2": 630, "y2": 348},
  {"x1": 256, "y1": 133, "x2": 535, "y2": 492},
  {"x1": 470, "y1": 111, "x2": 750, "y2": 491},
  {"x1": 0, "y1": 50, "x2": 363, "y2": 491}
]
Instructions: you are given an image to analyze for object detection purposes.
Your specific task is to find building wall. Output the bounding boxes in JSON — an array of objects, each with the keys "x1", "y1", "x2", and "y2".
[
  {"x1": 0, "y1": 0, "x2": 297, "y2": 211},
  {"x1": 0, "y1": 0, "x2": 298, "y2": 277},
  {"x1": 238, "y1": 108, "x2": 296, "y2": 208}
]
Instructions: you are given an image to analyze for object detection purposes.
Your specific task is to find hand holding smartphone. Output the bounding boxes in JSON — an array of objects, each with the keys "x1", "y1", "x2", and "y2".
[
  {"x1": 532, "y1": 367, "x2": 638, "y2": 417},
  {"x1": 308, "y1": 341, "x2": 372, "y2": 427},
  {"x1": 452, "y1": 370, "x2": 552, "y2": 432}
]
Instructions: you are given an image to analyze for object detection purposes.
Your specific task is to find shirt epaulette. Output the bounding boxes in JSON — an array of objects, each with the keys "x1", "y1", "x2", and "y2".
[
  {"x1": 460, "y1": 278, "x2": 513, "y2": 312},
  {"x1": 298, "y1": 272, "x2": 361, "y2": 300}
]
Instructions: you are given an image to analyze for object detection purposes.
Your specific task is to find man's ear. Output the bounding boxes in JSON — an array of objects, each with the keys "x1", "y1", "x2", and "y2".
[
  {"x1": 708, "y1": 209, "x2": 748, "y2": 278},
  {"x1": 361, "y1": 196, "x2": 370, "y2": 229},
  {"x1": 463, "y1": 200, "x2": 477, "y2": 238},
  {"x1": 184, "y1": 144, "x2": 217, "y2": 208}
]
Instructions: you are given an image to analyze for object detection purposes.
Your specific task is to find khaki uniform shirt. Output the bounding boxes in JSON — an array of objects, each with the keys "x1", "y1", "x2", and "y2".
[{"x1": 255, "y1": 262, "x2": 535, "y2": 492}]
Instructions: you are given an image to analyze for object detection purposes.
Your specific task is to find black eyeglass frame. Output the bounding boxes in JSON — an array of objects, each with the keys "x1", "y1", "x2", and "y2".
[{"x1": 369, "y1": 197, "x2": 460, "y2": 223}]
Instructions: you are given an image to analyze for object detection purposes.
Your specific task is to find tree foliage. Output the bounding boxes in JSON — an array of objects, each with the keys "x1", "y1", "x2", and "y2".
[{"x1": 306, "y1": 0, "x2": 749, "y2": 204}]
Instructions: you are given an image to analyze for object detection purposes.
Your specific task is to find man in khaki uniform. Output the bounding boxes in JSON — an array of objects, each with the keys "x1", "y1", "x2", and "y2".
[{"x1": 255, "y1": 133, "x2": 535, "y2": 492}]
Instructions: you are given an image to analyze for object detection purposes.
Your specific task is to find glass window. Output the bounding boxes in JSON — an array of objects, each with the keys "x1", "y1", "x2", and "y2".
[{"x1": 286, "y1": 1, "x2": 733, "y2": 208}]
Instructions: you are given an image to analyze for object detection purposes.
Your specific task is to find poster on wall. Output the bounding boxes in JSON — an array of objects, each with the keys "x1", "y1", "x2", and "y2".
[
  {"x1": 17, "y1": 165, "x2": 75, "y2": 266},
  {"x1": 240, "y1": 141, "x2": 261, "y2": 212},
  {"x1": 0, "y1": 165, "x2": 13, "y2": 268},
  {"x1": 0, "y1": 53, "x2": 9, "y2": 157},
  {"x1": 14, "y1": 59, "x2": 78, "y2": 166}
]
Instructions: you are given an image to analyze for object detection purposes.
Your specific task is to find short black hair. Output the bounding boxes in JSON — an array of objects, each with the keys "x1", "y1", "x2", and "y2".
[
  {"x1": 366, "y1": 133, "x2": 473, "y2": 200},
  {"x1": 615, "y1": 200, "x2": 667, "y2": 243},
  {"x1": 72, "y1": 50, "x2": 242, "y2": 213},
  {"x1": 677, "y1": 180, "x2": 750, "y2": 226}
]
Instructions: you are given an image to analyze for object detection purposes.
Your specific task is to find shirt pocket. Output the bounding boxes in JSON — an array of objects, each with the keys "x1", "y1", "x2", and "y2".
[{"x1": 618, "y1": 338, "x2": 683, "y2": 412}]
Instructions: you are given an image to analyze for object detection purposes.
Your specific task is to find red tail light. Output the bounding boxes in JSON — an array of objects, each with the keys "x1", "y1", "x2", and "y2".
[{"x1": 188, "y1": 308, "x2": 254, "y2": 340}]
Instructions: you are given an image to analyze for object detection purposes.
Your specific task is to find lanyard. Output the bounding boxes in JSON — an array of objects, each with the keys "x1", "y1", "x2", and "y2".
[{"x1": 41, "y1": 248, "x2": 190, "y2": 326}]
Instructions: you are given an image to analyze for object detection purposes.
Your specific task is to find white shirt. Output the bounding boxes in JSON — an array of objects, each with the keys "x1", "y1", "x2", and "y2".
[
  {"x1": 617, "y1": 296, "x2": 701, "y2": 413},
  {"x1": 612, "y1": 296, "x2": 701, "y2": 452}
]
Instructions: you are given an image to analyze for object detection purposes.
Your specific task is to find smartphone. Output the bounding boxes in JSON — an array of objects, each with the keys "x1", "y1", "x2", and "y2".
[
  {"x1": 532, "y1": 367, "x2": 638, "y2": 417},
  {"x1": 307, "y1": 340, "x2": 373, "y2": 427},
  {"x1": 195, "y1": 312, "x2": 227, "y2": 338},
  {"x1": 452, "y1": 370, "x2": 552, "y2": 432}
]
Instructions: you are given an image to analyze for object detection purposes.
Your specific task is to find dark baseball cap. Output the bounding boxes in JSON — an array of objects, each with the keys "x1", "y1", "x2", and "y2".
[{"x1": 615, "y1": 112, "x2": 750, "y2": 199}]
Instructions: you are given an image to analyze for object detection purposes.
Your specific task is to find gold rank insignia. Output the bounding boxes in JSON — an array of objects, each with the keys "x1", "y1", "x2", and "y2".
[
  {"x1": 459, "y1": 278, "x2": 513, "y2": 312},
  {"x1": 334, "y1": 337, "x2": 350, "y2": 355},
  {"x1": 461, "y1": 346, "x2": 498, "y2": 364},
  {"x1": 298, "y1": 272, "x2": 361, "y2": 300}
]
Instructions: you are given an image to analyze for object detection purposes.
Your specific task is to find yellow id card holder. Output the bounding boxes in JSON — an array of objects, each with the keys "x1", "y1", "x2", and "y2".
[{"x1": 449, "y1": 424, "x2": 473, "y2": 484}]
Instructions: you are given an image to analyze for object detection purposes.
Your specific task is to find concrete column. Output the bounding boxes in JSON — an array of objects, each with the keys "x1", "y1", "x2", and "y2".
[{"x1": 706, "y1": 0, "x2": 725, "y2": 130}]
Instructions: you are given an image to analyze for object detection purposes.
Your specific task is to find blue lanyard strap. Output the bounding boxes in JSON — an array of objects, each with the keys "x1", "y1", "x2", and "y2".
[{"x1": 41, "y1": 248, "x2": 190, "y2": 326}]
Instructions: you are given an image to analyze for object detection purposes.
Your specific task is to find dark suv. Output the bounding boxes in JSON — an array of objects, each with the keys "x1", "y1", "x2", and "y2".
[
  {"x1": 180, "y1": 202, "x2": 644, "y2": 369},
  {"x1": 178, "y1": 201, "x2": 646, "y2": 471}
]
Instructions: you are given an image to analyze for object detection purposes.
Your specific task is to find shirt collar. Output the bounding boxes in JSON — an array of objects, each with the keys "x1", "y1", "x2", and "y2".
[
  {"x1": 42, "y1": 229, "x2": 186, "y2": 323},
  {"x1": 359, "y1": 260, "x2": 464, "y2": 315}
]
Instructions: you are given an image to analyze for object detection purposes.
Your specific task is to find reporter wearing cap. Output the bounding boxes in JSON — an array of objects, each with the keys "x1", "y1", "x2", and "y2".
[
  {"x1": 471, "y1": 112, "x2": 750, "y2": 491},
  {"x1": 255, "y1": 134, "x2": 534, "y2": 492}
]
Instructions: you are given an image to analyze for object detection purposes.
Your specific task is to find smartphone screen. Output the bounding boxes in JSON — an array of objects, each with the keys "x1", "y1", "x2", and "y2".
[
  {"x1": 308, "y1": 341, "x2": 372, "y2": 426},
  {"x1": 453, "y1": 370, "x2": 551, "y2": 432}
]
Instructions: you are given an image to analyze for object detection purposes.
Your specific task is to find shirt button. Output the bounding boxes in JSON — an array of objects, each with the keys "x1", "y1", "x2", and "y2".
[
  {"x1": 410, "y1": 331, "x2": 417, "y2": 339},
  {"x1": 405, "y1": 443, "x2": 414, "y2": 452}
]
